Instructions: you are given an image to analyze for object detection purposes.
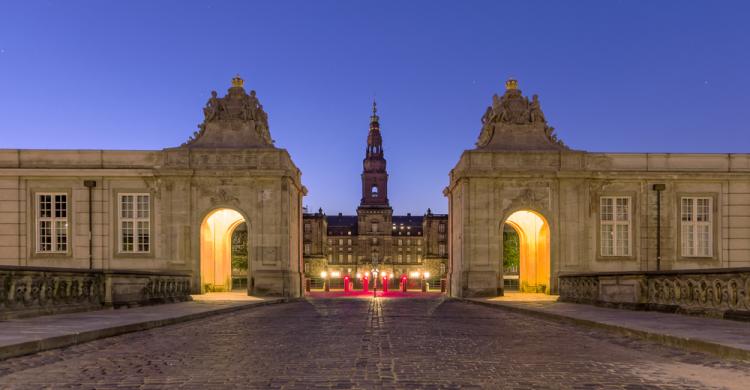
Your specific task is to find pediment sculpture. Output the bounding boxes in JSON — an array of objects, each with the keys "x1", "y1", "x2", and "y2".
[
  {"x1": 476, "y1": 79, "x2": 568, "y2": 151},
  {"x1": 182, "y1": 75, "x2": 274, "y2": 148}
]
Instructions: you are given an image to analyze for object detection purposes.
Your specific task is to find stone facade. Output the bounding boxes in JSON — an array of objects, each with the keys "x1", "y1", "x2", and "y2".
[
  {"x1": 445, "y1": 79, "x2": 750, "y2": 297},
  {"x1": 302, "y1": 104, "x2": 448, "y2": 286},
  {"x1": 0, "y1": 76, "x2": 306, "y2": 299}
]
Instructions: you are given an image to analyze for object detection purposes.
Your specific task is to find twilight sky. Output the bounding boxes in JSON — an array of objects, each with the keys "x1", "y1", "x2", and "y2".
[{"x1": 1, "y1": 1, "x2": 749, "y2": 214}]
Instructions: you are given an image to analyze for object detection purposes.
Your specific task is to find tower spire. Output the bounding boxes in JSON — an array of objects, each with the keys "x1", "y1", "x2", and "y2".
[{"x1": 371, "y1": 99, "x2": 379, "y2": 123}]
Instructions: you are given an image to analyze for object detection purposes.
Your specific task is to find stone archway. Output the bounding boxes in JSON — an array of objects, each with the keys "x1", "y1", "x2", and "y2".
[
  {"x1": 200, "y1": 208, "x2": 247, "y2": 293},
  {"x1": 502, "y1": 210, "x2": 550, "y2": 294}
]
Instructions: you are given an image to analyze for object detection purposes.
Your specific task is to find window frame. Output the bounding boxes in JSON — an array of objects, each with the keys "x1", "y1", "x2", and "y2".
[
  {"x1": 116, "y1": 192, "x2": 153, "y2": 255},
  {"x1": 677, "y1": 194, "x2": 718, "y2": 260},
  {"x1": 35, "y1": 192, "x2": 70, "y2": 254},
  {"x1": 598, "y1": 196, "x2": 632, "y2": 258}
]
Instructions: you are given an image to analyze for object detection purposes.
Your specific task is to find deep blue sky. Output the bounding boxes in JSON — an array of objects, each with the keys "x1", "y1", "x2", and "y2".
[{"x1": 1, "y1": 1, "x2": 749, "y2": 214}]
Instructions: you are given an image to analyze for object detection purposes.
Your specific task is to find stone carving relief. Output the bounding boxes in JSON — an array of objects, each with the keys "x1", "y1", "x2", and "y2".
[
  {"x1": 504, "y1": 187, "x2": 551, "y2": 214},
  {"x1": 0, "y1": 269, "x2": 103, "y2": 319},
  {"x1": 648, "y1": 273, "x2": 750, "y2": 313},
  {"x1": 142, "y1": 276, "x2": 191, "y2": 303},
  {"x1": 559, "y1": 276, "x2": 599, "y2": 303},
  {"x1": 181, "y1": 76, "x2": 274, "y2": 148},
  {"x1": 559, "y1": 271, "x2": 750, "y2": 317},
  {"x1": 476, "y1": 79, "x2": 568, "y2": 151},
  {"x1": 209, "y1": 188, "x2": 240, "y2": 206}
]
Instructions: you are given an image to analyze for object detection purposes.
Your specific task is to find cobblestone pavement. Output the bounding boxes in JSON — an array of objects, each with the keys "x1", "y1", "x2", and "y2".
[{"x1": 1, "y1": 296, "x2": 749, "y2": 389}]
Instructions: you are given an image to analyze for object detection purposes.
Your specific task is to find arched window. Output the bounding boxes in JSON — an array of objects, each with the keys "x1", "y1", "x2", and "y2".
[{"x1": 371, "y1": 185, "x2": 379, "y2": 198}]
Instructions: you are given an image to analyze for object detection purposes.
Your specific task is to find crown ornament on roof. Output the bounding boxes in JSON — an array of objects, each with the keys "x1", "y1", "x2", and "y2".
[
  {"x1": 475, "y1": 78, "x2": 568, "y2": 151},
  {"x1": 231, "y1": 74, "x2": 244, "y2": 88},
  {"x1": 505, "y1": 77, "x2": 518, "y2": 90}
]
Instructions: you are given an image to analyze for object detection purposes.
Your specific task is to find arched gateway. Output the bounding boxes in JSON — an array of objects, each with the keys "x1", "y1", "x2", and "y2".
[
  {"x1": 502, "y1": 210, "x2": 550, "y2": 293},
  {"x1": 200, "y1": 208, "x2": 247, "y2": 292}
]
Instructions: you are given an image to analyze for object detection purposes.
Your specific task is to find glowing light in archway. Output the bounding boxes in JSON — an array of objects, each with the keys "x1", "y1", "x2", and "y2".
[
  {"x1": 200, "y1": 208, "x2": 245, "y2": 293},
  {"x1": 505, "y1": 210, "x2": 550, "y2": 293}
]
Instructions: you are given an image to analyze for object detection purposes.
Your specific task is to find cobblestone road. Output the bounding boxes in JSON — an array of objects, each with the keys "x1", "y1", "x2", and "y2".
[{"x1": 1, "y1": 296, "x2": 749, "y2": 389}]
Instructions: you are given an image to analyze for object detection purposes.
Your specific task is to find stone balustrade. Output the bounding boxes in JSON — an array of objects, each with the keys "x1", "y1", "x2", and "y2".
[
  {"x1": 1, "y1": 266, "x2": 192, "y2": 320},
  {"x1": 559, "y1": 268, "x2": 750, "y2": 320}
]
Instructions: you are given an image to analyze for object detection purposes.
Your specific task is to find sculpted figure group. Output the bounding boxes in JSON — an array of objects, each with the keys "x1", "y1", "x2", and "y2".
[
  {"x1": 184, "y1": 85, "x2": 273, "y2": 146},
  {"x1": 481, "y1": 91, "x2": 546, "y2": 127},
  {"x1": 477, "y1": 85, "x2": 566, "y2": 149}
]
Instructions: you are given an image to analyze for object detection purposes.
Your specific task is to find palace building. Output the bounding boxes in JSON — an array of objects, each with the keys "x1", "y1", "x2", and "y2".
[
  {"x1": 445, "y1": 79, "x2": 750, "y2": 314},
  {"x1": 1, "y1": 75, "x2": 747, "y2": 320},
  {"x1": 301, "y1": 103, "x2": 448, "y2": 287},
  {"x1": 0, "y1": 76, "x2": 306, "y2": 317}
]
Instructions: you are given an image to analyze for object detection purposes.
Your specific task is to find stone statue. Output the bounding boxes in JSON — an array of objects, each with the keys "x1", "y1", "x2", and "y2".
[
  {"x1": 203, "y1": 91, "x2": 221, "y2": 122},
  {"x1": 529, "y1": 94, "x2": 546, "y2": 123}
]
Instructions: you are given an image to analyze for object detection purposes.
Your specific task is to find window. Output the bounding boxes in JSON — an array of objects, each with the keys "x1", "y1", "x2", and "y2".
[
  {"x1": 406, "y1": 254, "x2": 411, "y2": 263},
  {"x1": 347, "y1": 238, "x2": 352, "y2": 245},
  {"x1": 372, "y1": 222, "x2": 378, "y2": 233},
  {"x1": 372, "y1": 237, "x2": 378, "y2": 245},
  {"x1": 347, "y1": 254, "x2": 352, "y2": 263},
  {"x1": 303, "y1": 243, "x2": 311, "y2": 255},
  {"x1": 371, "y1": 185, "x2": 379, "y2": 198},
  {"x1": 438, "y1": 223, "x2": 446, "y2": 233},
  {"x1": 440, "y1": 263, "x2": 446, "y2": 274},
  {"x1": 338, "y1": 239, "x2": 343, "y2": 246},
  {"x1": 119, "y1": 193, "x2": 150, "y2": 253},
  {"x1": 600, "y1": 197, "x2": 631, "y2": 256},
  {"x1": 397, "y1": 254, "x2": 403, "y2": 263},
  {"x1": 681, "y1": 197, "x2": 712, "y2": 257},
  {"x1": 438, "y1": 243, "x2": 446, "y2": 256},
  {"x1": 37, "y1": 193, "x2": 68, "y2": 253},
  {"x1": 304, "y1": 223, "x2": 311, "y2": 233},
  {"x1": 398, "y1": 239, "x2": 402, "y2": 246},
  {"x1": 338, "y1": 254, "x2": 343, "y2": 263}
]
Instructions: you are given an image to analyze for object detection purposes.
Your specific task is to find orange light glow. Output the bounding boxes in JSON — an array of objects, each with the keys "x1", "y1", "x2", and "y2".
[
  {"x1": 505, "y1": 210, "x2": 550, "y2": 294},
  {"x1": 200, "y1": 208, "x2": 245, "y2": 293}
]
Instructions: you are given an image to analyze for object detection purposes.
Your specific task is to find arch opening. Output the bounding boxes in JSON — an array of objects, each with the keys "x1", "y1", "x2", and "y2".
[
  {"x1": 200, "y1": 208, "x2": 247, "y2": 293},
  {"x1": 502, "y1": 210, "x2": 550, "y2": 294}
]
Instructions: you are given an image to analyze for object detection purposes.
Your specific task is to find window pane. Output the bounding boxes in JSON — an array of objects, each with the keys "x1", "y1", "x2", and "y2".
[
  {"x1": 55, "y1": 220, "x2": 67, "y2": 251},
  {"x1": 39, "y1": 195, "x2": 51, "y2": 218},
  {"x1": 683, "y1": 224, "x2": 694, "y2": 257},
  {"x1": 601, "y1": 224, "x2": 613, "y2": 256},
  {"x1": 121, "y1": 196, "x2": 133, "y2": 218},
  {"x1": 697, "y1": 198, "x2": 710, "y2": 222},
  {"x1": 121, "y1": 221, "x2": 134, "y2": 252},
  {"x1": 137, "y1": 221, "x2": 150, "y2": 252},
  {"x1": 600, "y1": 198, "x2": 613, "y2": 221},
  {"x1": 39, "y1": 220, "x2": 52, "y2": 251},
  {"x1": 615, "y1": 198, "x2": 629, "y2": 221},
  {"x1": 55, "y1": 195, "x2": 67, "y2": 218},
  {"x1": 616, "y1": 224, "x2": 629, "y2": 256},
  {"x1": 698, "y1": 225, "x2": 710, "y2": 256},
  {"x1": 137, "y1": 195, "x2": 149, "y2": 218},
  {"x1": 681, "y1": 198, "x2": 693, "y2": 222}
]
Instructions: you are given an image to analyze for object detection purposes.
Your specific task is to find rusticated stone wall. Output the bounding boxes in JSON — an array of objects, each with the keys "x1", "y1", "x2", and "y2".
[
  {"x1": 559, "y1": 268, "x2": 750, "y2": 320},
  {"x1": 0, "y1": 266, "x2": 192, "y2": 319}
]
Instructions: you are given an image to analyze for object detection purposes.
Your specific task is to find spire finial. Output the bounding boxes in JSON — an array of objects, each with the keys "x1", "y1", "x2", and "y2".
[
  {"x1": 370, "y1": 99, "x2": 379, "y2": 123},
  {"x1": 232, "y1": 74, "x2": 244, "y2": 88}
]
